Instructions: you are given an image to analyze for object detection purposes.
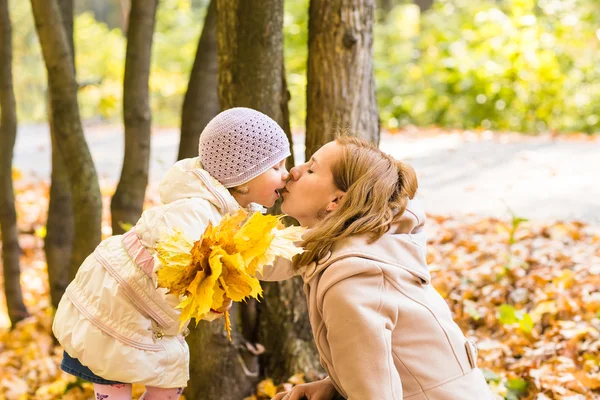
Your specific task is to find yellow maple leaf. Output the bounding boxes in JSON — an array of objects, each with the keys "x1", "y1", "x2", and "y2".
[
  {"x1": 253, "y1": 225, "x2": 305, "y2": 275},
  {"x1": 234, "y1": 212, "x2": 279, "y2": 253},
  {"x1": 219, "y1": 267, "x2": 262, "y2": 302},
  {"x1": 213, "y1": 210, "x2": 248, "y2": 252},
  {"x1": 176, "y1": 249, "x2": 224, "y2": 326},
  {"x1": 156, "y1": 229, "x2": 194, "y2": 292},
  {"x1": 257, "y1": 378, "x2": 278, "y2": 398}
]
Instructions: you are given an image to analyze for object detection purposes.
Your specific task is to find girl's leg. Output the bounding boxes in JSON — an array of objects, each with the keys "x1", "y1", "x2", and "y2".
[
  {"x1": 93, "y1": 383, "x2": 133, "y2": 399},
  {"x1": 139, "y1": 386, "x2": 184, "y2": 400}
]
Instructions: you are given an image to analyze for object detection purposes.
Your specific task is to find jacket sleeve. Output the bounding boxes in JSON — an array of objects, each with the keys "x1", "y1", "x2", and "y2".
[
  {"x1": 321, "y1": 266, "x2": 403, "y2": 400},
  {"x1": 257, "y1": 257, "x2": 298, "y2": 281},
  {"x1": 144, "y1": 199, "x2": 216, "y2": 272}
]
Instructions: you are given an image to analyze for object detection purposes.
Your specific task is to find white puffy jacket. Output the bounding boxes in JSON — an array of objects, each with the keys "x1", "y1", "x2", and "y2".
[{"x1": 53, "y1": 157, "x2": 242, "y2": 388}]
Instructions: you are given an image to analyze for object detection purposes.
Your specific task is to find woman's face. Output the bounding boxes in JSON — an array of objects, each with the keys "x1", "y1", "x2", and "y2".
[{"x1": 281, "y1": 141, "x2": 345, "y2": 227}]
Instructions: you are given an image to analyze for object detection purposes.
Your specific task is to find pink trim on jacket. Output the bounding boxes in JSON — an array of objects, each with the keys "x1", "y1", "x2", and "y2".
[
  {"x1": 95, "y1": 248, "x2": 174, "y2": 329},
  {"x1": 123, "y1": 229, "x2": 154, "y2": 277}
]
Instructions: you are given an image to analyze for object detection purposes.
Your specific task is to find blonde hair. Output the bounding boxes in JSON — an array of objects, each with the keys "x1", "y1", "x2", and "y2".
[{"x1": 294, "y1": 136, "x2": 418, "y2": 268}]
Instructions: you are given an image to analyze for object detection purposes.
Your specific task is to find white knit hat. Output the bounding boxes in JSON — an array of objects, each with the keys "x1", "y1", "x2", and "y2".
[{"x1": 198, "y1": 107, "x2": 291, "y2": 188}]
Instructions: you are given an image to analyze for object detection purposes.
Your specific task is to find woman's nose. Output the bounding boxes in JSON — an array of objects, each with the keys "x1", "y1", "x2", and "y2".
[{"x1": 288, "y1": 166, "x2": 299, "y2": 181}]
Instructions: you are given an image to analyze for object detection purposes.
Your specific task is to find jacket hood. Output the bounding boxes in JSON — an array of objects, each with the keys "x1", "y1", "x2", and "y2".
[
  {"x1": 302, "y1": 198, "x2": 430, "y2": 284},
  {"x1": 158, "y1": 157, "x2": 240, "y2": 214}
]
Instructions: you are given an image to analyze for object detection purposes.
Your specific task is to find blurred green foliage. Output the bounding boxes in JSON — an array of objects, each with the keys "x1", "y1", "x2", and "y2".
[
  {"x1": 9, "y1": 0, "x2": 600, "y2": 133},
  {"x1": 375, "y1": 0, "x2": 600, "y2": 133},
  {"x1": 10, "y1": 0, "x2": 201, "y2": 126}
]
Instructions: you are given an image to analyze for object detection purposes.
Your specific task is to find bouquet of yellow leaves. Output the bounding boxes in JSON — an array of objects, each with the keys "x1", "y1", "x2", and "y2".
[{"x1": 155, "y1": 209, "x2": 304, "y2": 340}]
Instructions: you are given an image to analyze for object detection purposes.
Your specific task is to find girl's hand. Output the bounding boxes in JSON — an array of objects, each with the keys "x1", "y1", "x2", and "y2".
[{"x1": 271, "y1": 378, "x2": 338, "y2": 400}]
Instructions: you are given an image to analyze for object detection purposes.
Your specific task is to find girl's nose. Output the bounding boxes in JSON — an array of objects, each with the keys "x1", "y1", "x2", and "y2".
[{"x1": 281, "y1": 167, "x2": 290, "y2": 181}]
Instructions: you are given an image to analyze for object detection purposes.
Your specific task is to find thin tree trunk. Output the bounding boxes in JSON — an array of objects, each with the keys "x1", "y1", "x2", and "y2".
[
  {"x1": 280, "y1": 64, "x2": 294, "y2": 169},
  {"x1": 31, "y1": 0, "x2": 102, "y2": 279},
  {"x1": 0, "y1": 0, "x2": 29, "y2": 327},
  {"x1": 178, "y1": 0, "x2": 219, "y2": 161},
  {"x1": 45, "y1": 0, "x2": 74, "y2": 310},
  {"x1": 376, "y1": 0, "x2": 393, "y2": 12},
  {"x1": 110, "y1": 0, "x2": 157, "y2": 235},
  {"x1": 119, "y1": 0, "x2": 130, "y2": 33},
  {"x1": 414, "y1": 0, "x2": 433, "y2": 12},
  {"x1": 306, "y1": 0, "x2": 380, "y2": 159}
]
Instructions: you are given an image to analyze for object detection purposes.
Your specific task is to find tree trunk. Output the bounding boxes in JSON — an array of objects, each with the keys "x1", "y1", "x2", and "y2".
[
  {"x1": 110, "y1": 0, "x2": 157, "y2": 235},
  {"x1": 414, "y1": 0, "x2": 433, "y2": 12},
  {"x1": 0, "y1": 0, "x2": 29, "y2": 327},
  {"x1": 119, "y1": 0, "x2": 130, "y2": 32},
  {"x1": 258, "y1": 278, "x2": 324, "y2": 382},
  {"x1": 219, "y1": 0, "x2": 319, "y2": 388},
  {"x1": 216, "y1": 0, "x2": 284, "y2": 120},
  {"x1": 185, "y1": 2, "x2": 312, "y2": 398},
  {"x1": 280, "y1": 64, "x2": 294, "y2": 169},
  {"x1": 45, "y1": 0, "x2": 74, "y2": 310},
  {"x1": 186, "y1": 304, "x2": 262, "y2": 399},
  {"x1": 259, "y1": 68, "x2": 323, "y2": 383},
  {"x1": 306, "y1": 0, "x2": 380, "y2": 159},
  {"x1": 376, "y1": 0, "x2": 393, "y2": 12},
  {"x1": 31, "y1": 0, "x2": 102, "y2": 279},
  {"x1": 178, "y1": 0, "x2": 219, "y2": 161}
]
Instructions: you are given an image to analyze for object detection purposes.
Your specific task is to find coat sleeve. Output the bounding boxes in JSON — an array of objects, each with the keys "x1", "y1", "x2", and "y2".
[
  {"x1": 143, "y1": 199, "x2": 216, "y2": 273},
  {"x1": 321, "y1": 266, "x2": 403, "y2": 400},
  {"x1": 257, "y1": 257, "x2": 298, "y2": 282}
]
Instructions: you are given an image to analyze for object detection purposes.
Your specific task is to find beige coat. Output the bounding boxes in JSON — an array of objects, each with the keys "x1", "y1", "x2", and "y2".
[{"x1": 261, "y1": 200, "x2": 493, "y2": 399}]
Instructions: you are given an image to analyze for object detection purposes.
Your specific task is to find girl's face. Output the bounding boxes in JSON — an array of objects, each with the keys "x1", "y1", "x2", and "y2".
[
  {"x1": 281, "y1": 141, "x2": 345, "y2": 228},
  {"x1": 236, "y1": 159, "x2": 289, "y2": 207}
]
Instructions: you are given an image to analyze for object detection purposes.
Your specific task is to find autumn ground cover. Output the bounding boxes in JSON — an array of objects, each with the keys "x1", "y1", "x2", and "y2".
[{"x1": 1, "y1": 175, "x2": 599, "y2": 400}]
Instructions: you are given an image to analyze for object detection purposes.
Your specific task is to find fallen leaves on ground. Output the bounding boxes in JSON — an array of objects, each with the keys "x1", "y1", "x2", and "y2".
[{"x1": 1, "y1": 179, "x2": 599, "y2": 399}]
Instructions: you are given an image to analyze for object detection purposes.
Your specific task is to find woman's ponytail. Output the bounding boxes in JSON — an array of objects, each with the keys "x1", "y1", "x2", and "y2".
[{"x1": 397, "y1": 161, "x2": 418, "y2": 200}]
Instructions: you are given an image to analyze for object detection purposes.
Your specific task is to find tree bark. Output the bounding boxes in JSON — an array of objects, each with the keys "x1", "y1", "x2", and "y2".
[
  {"x1": 31, "y1": 0, "x2": 102, "y2": 279},
  {"x1": 280, "y1": 64, "x2": 295, "y2": 169},
  {"x1": 178, "y1": 0, "x2": 219, "y2": 161},
  {"x1": 185, "y1": 2, "x2": 312, "y2": 398},
  {"x1": 414, "y1": 0, "x2": 433, "y2": 12},
  {"x1": 306, "y1": 0, "x2": 380, "y2": 159},
  {"x1": 119, "y1": 0, "x2": 130, "y2": 33},
  {"x1": 216, "y1": 0, "x2": 284, "y2": 121},
  {"x1": 110, "y1": 0, "x2": 157, "y2": 235},
  {"x1": 219, "y1": 0, "x2": 319, "y2": 386},
  {"x1": 0, "y1": 0, "x2": 29, "y2": 327},
  {"x1": 186, "y1": 304, "x2": 262, "y2": 399},
  {"x1": 45, "y1": 0, "x2": 74, "y2": 310}
]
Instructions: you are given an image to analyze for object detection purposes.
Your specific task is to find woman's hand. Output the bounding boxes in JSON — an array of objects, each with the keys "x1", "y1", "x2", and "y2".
[
  {"x1": 271, "y1": 378, "x2": 338, "y2": 400},
  {"x1": 215, "y1": 295, "x2": 232, "y2": 313},
  {"x1": 203, "y1": 296, "x2": 233, "y2": 321}
]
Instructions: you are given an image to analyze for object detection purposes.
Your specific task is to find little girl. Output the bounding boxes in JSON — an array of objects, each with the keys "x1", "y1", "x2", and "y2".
[{"x1": 52, "y1": 107, "x2": 291, "y2": 399}]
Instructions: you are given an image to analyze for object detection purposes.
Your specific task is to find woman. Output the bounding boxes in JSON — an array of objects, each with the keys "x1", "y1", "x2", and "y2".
[{"x1": 265, "y1": 136, "x2": 492, "y2": 400}]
